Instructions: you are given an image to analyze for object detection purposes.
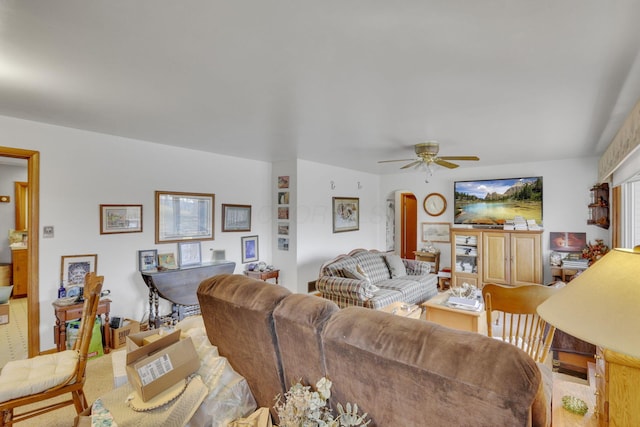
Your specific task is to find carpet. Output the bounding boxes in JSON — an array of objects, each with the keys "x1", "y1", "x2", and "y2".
[
  {"x1": 14, "y1": 351, "x2": 115, "y2": 426},
  {"x1": 0, "y1": 297, "x2": 28, "y2": 368}
]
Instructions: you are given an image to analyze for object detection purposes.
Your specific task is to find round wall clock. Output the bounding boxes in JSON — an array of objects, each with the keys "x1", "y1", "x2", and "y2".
[{"x1": 424, "y1": 193, "x2": 447, "y2": 216}]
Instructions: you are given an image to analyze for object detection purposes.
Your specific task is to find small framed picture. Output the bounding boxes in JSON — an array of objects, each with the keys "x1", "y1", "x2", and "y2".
[
  {"x1": 421, "y1": 222, "x2": 451, "y2": 242},
  {"x1": 278, "y1": 222, "x2": 289, "y2": 235},
  {"x1": 138, "y1": 249, "x2": 158, "y2": 272},
  {"x1": 158, "y1": 253, "x2": 177, "y2": 270},
  {"x1": 332, "y1": 197, "x2": 359, "y2": 233},
  {"x1": 278, "y1": 176, "x2": 290, "y2": 189},
  {"x1": 61, "y1": 254, "x2": 98, "y2": 286},
  {"x1": 222, "y1": 204, "x2": 252, "y2": 232},
  {"x1": 241, "y1": 235, "x2": 259, "y2": 263},
  {"x1": 178, "y1": 241, "x2": 202, "y2": 266},
  {"x1": 278, "y1": 192, "x2": 289, "y2": 205},
  {"x1": 278, "y1": 207, "x2": 289, "y2": 220},
  {"x1": 278, "y1": 237, "x2": 289, "y2": 251},
  {"x1": 100, "y1": 204, "x2": 143, "y2": 234}
]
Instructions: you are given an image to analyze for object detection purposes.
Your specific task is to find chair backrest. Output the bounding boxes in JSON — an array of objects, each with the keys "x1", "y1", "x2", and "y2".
[
  {"x1": 482, "y1": 283, "x2": 558, "y2": 363},
  {"x1": 72, "y1": 272, "x2": 104, "y2": 379}
]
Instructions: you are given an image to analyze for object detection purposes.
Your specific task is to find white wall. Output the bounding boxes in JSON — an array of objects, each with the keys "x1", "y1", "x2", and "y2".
[
  {"x1": 2, "y1": 115, "x2": 273, "y2": 351},
  {"x1": 296, "y1": 160, "x2": 382, "y2": 293},
  {"x1": 381, "y1": 157, "x2": 610, "y2": 282}
]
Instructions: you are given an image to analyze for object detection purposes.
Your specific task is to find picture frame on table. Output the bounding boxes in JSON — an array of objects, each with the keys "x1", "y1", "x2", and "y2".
[
  {"x1": 61, "y1": 254, "x2": 98, "y2": 286},
  {"x1": 155, "y1": 191, "x2": 215, "y2": 243},
  {"x1": 100, "y1": 204, "x2": 143, "y2": 234},
  {"x1": 138, "y1": 249, "x2": 158, "y2": 272},
  {"x1": 157, "y1": 253, "x2": 178, "y2": 270},
  {"x1": 178, "y1": 241, "x2": 202, "y2": 267},
  {"x1": 421, "y1": 222, "x2": 451, "y2": 243},
  {"x1": 332, "y1": 197, "x2": 359, "y2": 233},
  {"x1": 241, "y1": 235, "x2": 259, "y2": 263},
  {"x1": 222, "y1": 204, "x2": 252, "y2": 232}
]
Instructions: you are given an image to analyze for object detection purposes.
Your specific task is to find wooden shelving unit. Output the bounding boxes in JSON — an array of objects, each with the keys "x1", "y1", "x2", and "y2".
[{"x1": 588, "y1": 183, "x2": 609, "y2": 229}]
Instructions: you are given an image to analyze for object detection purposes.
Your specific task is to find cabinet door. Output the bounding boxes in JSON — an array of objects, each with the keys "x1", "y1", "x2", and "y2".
[
  {"x1": 511, "y1": 233, "x2": 542, "y2": 285},
  {"x1": 12, "y1": 249, "x2": 28, "y2": 297},
  {"x1": 451, "y1": 230, "x2": 482, "y2": 287},
  {"x1": 482, "y1": 232, "x2": 509, "y2": 285}
]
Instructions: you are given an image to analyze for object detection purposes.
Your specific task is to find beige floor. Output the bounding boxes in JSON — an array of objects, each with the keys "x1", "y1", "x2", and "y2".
[{"x1": 0, "y1": 297, "x2": 28, "y2": 368}]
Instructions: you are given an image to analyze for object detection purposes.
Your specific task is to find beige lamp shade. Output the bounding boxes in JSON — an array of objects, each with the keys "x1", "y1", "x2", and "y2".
[{"x1": 537, "y1": 248, "x2": 640, "y2": 358}]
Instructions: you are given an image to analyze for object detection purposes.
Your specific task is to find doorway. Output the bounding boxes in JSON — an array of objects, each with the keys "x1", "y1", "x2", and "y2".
[
  {"x1": 400, "y1": 193, "x2": 417, "y2": 259},
  {"x1": 0, "y1": 147, "x2": 39, "y2": 357}
]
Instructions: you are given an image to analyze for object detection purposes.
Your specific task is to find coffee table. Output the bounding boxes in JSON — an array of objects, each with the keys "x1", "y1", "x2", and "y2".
[
  {"x1": 379, "y1": 301, "x2": 422, "y2": 319},
  {"x1": 421, "y1": 291, "x2": 487, "y2": 334}
]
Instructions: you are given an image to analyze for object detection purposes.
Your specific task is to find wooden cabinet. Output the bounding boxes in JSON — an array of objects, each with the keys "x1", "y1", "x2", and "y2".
[
  {"x1": 483, "y1": 231, "x2": 542, "y2": 286},
  {"x1": 588, "y1": 183, "x2": 609, "y2": 229},
  {"x1": 11, "y1": 248, "x2": 27, "y2": 297},
  {"x1": 452, "y1": 229, "x2": 542, "y2": 289},
  {"x1": 451, "y1": 230, "x2": 481, "y2": 288},
  {"x1": 595, "y1": 346, "x2": 640, "y2": 426}
]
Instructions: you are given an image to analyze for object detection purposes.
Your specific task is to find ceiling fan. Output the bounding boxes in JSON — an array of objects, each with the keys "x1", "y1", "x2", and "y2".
[{"x1": 378, "y1": 141, "x2": 480, "y2": 170}]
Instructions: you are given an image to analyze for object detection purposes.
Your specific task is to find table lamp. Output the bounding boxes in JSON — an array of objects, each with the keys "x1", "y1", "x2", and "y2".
[{"x1": 537, "y1": 248, "x2": 640, "y2": 358}]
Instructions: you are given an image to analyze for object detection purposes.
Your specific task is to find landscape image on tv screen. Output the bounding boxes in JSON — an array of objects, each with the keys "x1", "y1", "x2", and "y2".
[{"x1": 454, "y1": 177, "x2": 543, "y2": 226}]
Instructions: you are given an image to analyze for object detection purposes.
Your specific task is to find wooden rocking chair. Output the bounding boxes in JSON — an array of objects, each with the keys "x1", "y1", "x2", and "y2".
[
  {"x1": 0, "y1": 272, "x2": 104, "y2": 426},
  {"x1": 482, "y1": 283, "x2": 558, "y2": 363}
]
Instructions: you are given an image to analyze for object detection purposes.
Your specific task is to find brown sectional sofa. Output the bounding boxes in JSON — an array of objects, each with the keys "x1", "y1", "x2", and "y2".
[
  {"x1": 316, "y1": 248, "x2": 438, "y2": 309},
  {"x1": 197, "y1": 274, "x2": 550, "y2": 426}
]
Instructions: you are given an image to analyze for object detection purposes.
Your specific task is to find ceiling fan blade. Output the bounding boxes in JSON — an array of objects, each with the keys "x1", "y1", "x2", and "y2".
[
  {"x1": 438, "y1": 156, "x2": 480, "y2": 161},
  {"x1": 378, "y1": 158, "x2": 415, "y2": 164},
  {"x1": 401, "y1": 160, "x2": 423, "y2": 169},
  {"x1": 434, "y1": 158, "x2": 459, "y2": 169}
]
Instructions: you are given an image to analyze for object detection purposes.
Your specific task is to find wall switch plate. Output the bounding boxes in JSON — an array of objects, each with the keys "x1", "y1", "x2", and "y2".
[{"x1": 43, "y1": 226, "x2": 54, "y2": 238}]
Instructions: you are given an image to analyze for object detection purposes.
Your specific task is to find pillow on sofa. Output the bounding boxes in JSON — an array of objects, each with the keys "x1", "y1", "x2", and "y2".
[
  {"x1": 384, "y1": 254, "x2": 407, "y2": 277},
  {"x1": 343, "y1": 265, "x2": 380, "y2": 295}
]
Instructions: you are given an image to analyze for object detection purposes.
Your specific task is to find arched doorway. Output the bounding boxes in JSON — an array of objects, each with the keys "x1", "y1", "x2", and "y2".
[
  {"x1": 0, "y1": 146, "x2": 39, "y2": 357},
  {"x1": 388, "y1": 190, "x2": 418, "y2": 259}
]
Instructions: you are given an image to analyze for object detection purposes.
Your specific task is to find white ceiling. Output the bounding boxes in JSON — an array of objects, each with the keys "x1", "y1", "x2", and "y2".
[{"x1": 2, "y1": 1, "x2": 640, "y2": 174}]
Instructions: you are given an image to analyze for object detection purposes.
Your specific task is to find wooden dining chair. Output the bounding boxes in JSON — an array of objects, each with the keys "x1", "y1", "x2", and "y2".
[
  {"x1": 0, "y1": 272, "x2": 104, "y2": 426},
  {"x1": 482, "y1": 283, "x2": 558, "y2": 363}
]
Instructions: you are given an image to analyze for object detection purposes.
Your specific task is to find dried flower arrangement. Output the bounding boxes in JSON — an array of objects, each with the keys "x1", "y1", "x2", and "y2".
[
  {"x1": 274, "y1": 377, "x2": 370, "y2": 427},
  {"x1": 582, "y1": 239, "x2": 610, "y2": 265}
]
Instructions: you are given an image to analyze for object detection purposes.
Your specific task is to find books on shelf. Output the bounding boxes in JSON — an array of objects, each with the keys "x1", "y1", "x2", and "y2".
[{"x1": 562, "y1": 258, "x2": 588, "y2": 269}]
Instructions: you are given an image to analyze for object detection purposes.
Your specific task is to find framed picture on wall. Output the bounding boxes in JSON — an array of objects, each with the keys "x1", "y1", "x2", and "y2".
[
  {"x1": 61, "y1": 254, "x2": 98, "y2": 286},
  {"x1": 100, "y1": 204, "x2": 143, "y2": 234},
  {"x1": 241, "y1": 235, "x2": 259, "y2": 263},
  {"x1": 222, "y1": 204, "x2": 251, "y2": 232},
  {"x1": 332, "y1": 197, "x2": 359, "y2": 233},
  {"x1": 421, "y1": 222, "x2": 451, "y2": 242}
]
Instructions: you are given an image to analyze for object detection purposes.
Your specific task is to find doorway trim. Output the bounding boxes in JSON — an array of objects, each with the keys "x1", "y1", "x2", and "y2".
[{"x1": 0, "y1": 146, "x2": 40, "y2": 357}]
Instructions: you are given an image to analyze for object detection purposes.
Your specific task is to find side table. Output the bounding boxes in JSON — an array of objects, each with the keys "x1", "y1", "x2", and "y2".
[
  {"x1": 52, "y1": 298, "x2": 111, "y2": 353},
  {"x1": 244, "y1": 269, "x2": 279, "y2": 284}
]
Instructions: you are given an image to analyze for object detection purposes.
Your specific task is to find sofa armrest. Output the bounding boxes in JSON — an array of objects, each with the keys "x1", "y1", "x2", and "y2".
[
  {"x1": 317, "y1": 277, "x2": 374, "y2": 301},
  {"x1": 403, "y1": 259, "x2": 431, "y2": 275}
]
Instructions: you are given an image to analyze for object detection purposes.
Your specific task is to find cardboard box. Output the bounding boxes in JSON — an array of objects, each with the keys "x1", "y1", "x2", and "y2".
[
  {"x1": 74, "y1": 407, "x2": 91, "y2": 427},
  {"x1": 125, "y1": 329, "x2": 199, "y2": 402},
  {"x1": 0, "y1": 302, "x2": 9, "y2": 325},
  {"x1": 110, "y1": 318, "x2": 140, "y2": 349}
]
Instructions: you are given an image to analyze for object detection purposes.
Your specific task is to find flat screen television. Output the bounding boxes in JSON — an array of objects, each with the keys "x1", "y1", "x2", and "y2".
[{"x1": 454, "y1": 176, "x2": 543, "y2": 227}]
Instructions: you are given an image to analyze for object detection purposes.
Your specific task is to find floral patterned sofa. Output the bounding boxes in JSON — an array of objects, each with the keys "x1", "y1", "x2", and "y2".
[{"x1": 316, "y1": 248, "x2": 438, "y2": 309}]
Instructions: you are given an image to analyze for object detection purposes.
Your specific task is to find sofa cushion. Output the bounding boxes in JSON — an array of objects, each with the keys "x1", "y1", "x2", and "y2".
[
  {"x1": 273, "y1": 294, "x2": 339, "y2": 388},
  {"x1": 322, "y1": 307, "x2": 543, "y2": 426},
  {"x1": 197, "y1": 274, "x2": 291, "y2": 416},
  {"x1": 351, "y1": 251, "x2": 391, "y2": 283},
  {"x1": 384, "y1": 254, "x2": 407, "y2": 277}
]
